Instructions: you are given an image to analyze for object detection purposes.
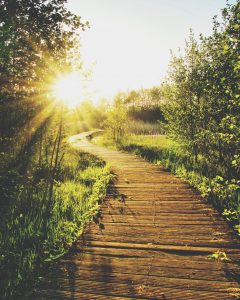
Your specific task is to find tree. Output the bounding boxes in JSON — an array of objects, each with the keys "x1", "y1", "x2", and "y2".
[
  {"x1": 0, "y1": 0, "x2": 86, "y2": 168},
  {"x1": 163, "y1": 31, "x2": 204, "y2": 162},
  {"x1": 104, "y1": 93, "x2": 128, "y2": 144},
  {"x1": 163, "y1": 1, "x2": 240, "y2": 178}
]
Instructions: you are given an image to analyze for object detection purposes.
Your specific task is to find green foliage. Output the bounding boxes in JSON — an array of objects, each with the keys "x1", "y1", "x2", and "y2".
[
  {"x1": 68, "y1": 100, "x2": 109, "y2": 135},
  {"x1": 124, "y1": 87, "x2": 163, "y2": 108},
  {"x1": 103, "y1": 93, "x2": 128, "y2": 145},
  {"x1": 102, "y1": 86, "x2": 167, "y2": 144},
  {"x1": 0, "y1": 0, "x2": 86, "y2": 155},
  {"x1": 162, "y1": 2, "x2": 240, "y2": 180},
  {"x1": 124, "y1": 87, "x2": 165, "y2": 122},
  {"x1": 208, "y1": 251, "x2": 230, "y2": 262},
  {"x1": 101, "y1": 86, "x2": 166, "y2": 141},
  {"x1": 0, "y1": 0, "x2": 87, "y2": 223},
  {"x1": 0, "y1": 147, "x2": 111, "y2": 299}
]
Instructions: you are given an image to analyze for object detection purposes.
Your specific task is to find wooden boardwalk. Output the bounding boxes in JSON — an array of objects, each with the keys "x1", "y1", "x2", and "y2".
[{"x1": 25, "y1": 135, "x2": 240, "y2": 299}]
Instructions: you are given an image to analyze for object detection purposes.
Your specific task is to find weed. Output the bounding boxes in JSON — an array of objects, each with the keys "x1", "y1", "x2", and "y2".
[{"x1": 208, "y1": 251, "x2": 230, "y2": 262}]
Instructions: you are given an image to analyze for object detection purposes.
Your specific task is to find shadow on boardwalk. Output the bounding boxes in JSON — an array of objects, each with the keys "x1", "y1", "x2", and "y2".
[{"x1": 24, "y1": 135, "x2": 240, "y2": 299}]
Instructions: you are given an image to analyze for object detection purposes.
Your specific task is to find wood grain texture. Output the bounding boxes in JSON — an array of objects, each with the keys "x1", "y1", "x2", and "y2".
[{"x1": 25, "y1": 135, "x2": 240, "y2": 299}]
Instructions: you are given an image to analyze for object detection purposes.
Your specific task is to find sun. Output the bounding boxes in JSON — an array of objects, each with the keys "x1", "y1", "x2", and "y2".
[{"x1": 51, "y1": 71, "x2": 84, "y2": 109}]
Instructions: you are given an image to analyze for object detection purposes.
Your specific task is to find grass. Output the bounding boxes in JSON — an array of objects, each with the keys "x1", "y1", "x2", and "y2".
[
  {"x1": 92, "y1": 134, "x2": 176, "y2": 150},
  {"x1": 127, "y1": 120, "x2": 166, "y2": 135},
  {"x1": 123, "y1": 134, "x2": 177, "y2": 149},
  {"x1": 92, "y1": 134, "x2": 119, "y2": 150},
  {"x1": 0, "y1": 146, "x2": 112, "y2": 299}
]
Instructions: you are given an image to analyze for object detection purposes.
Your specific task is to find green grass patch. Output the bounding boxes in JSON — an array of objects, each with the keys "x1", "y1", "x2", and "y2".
[
  {"x1": 0, "y1": 147, "x2": 112, "y2": 299},
  {"x1": 92, "y1": 135, "x2": 119, "y2": 150},
  {"x1": 124, "y1": 134, "x2": 177, "y2": 149}
]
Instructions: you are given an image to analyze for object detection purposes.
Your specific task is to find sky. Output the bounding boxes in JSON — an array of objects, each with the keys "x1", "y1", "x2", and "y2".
[{"x1": 67, "y1": 0, "x2": 236, "y2": 102}]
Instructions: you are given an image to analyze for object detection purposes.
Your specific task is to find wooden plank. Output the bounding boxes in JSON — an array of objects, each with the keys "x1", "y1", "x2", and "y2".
[
  {"x1": 82, "y1": 240, "x2": 240, "y2": 253},
  {"x1": 52, "y1": 256, "x2": 239, "y2": 282},
  {"x1": 28, "y1": 281, "x2": 238, "y2": 300},
  {"x1": 79, "y1": 246, "x2": 239, "y2": 264}
]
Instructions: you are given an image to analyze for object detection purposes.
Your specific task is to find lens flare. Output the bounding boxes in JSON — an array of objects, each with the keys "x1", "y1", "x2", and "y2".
[{"x1": 52, "y1": 72, "x2": 84, "y2": 109}]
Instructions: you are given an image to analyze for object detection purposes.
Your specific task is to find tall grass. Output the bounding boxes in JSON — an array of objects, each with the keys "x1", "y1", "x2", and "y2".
[
  {"x1": 127, "y1": 120, "x2": 166, "y2": 135},
  {"x1": 0, "y1": 148, "x2": 111, "y2": 299}
]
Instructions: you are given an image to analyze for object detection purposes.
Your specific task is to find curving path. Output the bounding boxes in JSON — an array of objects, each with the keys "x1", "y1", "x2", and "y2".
[{"x1": 26, "y1": 133, "x2": 240, "y2": 299}]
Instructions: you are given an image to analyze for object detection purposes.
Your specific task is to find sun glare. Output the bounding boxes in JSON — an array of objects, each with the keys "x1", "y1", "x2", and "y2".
[{"x1": 52, "y1": 72, "x2": 84, "y2": 109}]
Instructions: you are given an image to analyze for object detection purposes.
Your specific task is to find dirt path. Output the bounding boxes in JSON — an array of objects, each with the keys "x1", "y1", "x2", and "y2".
[{"x1": 26, "y1": 134, "x2": 240, "y2": 299}]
